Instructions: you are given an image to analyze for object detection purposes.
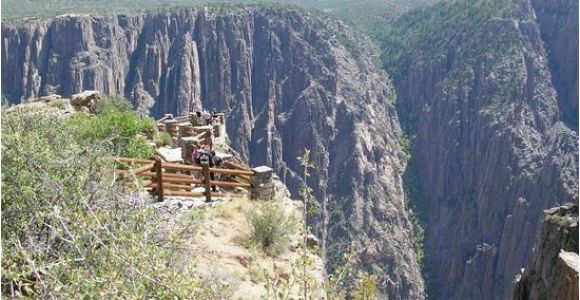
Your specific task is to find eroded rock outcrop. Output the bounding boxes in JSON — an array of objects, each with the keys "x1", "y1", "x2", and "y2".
[
  {"x1": 383, "y1": 0, "x2": 578, "y2": 299},
  {"x1": 512, "y1": 204, "x2": 578, "y2": 300},
  {"x1": 2, "y1": 7, "x2": 424, "y2": 299}
]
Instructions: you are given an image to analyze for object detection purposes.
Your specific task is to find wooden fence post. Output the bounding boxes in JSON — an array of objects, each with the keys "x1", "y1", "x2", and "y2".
[
  {"x1": 155, "y1": 156, "x2": 164, "y2": 202},
  {"x1": 202, "y1": 163, "x2": 211, "y2": 203}
]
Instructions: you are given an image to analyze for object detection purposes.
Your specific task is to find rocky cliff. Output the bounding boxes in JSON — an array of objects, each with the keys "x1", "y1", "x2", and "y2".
[
  {"x1": 531, "y1": 0, "x2": 578, "y2": 130},
  {"x1": 512, "y1": 204, "x2": 578, "y2": 300},
  {"x1": 382, "y1": 0, "x2": 578, "y2": 299},
  {"x1": 1, "y1": 6, "x2": 424, "y2": 298}
]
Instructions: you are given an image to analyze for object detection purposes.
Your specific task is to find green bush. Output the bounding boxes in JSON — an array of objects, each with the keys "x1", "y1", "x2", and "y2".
[
  {"x1": 248, "y1": 202, "x2": 297, "y2": 256},
  {"x1": 155, "y1": 132, "x2": 173, "y2": 147},
  {"x1": 1, "y1": 109, "x2": 221, "y2": 298},
  {"x1": 96, "y1": 96, "x2": 134, "y2": 114},
  {"x1": 64, "y1": 107, "x2": 155, "y2": 158}
]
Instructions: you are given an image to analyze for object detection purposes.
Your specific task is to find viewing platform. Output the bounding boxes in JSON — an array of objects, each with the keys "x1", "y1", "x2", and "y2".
[{"x1": 113, "y1": 111, "x2": 273, "y2": 203}]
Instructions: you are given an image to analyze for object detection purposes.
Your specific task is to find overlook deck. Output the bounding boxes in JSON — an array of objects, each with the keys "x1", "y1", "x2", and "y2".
[{"x1": 113, "y1": 112, "x2": 273, "y2": 202}]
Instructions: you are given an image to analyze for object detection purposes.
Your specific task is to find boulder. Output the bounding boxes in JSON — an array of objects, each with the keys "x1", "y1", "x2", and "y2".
[{"x1": 71, "y1": 90, "x2": 101, "y2": 113}]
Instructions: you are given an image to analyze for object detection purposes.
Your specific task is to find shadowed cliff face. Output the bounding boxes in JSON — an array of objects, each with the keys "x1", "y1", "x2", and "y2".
[
  {"x1": 383, "y1": 0, "x2": 578, "y2": 299},
  {"x1": 1, "y1": 7, "x2": 425, "y2": 299},
  {"x1": 531, "y1": 0, "x2": 579, "y2": 130}
]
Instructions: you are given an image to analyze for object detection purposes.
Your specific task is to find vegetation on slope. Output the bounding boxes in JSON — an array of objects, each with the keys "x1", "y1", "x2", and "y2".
[
  {"x1": 1, "y1": 98, "x2": 380, "y2": 298},
  {"x1": 282, "y1": 0, "x2": 440, "y2": 31},
  {"x1": 1, "y1": 0, "x2": 438, "y2": 31},
  {"x1": 0, "y1": 99, "x2": 215, "y2": 298},
  {"x1": 248, "y1": 201, "x2": 299, "y2": 256},
  {"x1": 377, "y1": 0, "x2": 514, "y2": 75},
  {"x1": 65, "y1": 98, "x2": 157, "y2": 159}
]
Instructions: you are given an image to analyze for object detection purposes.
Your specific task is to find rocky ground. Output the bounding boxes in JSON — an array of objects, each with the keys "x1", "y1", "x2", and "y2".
[{"x1": 150, "y1": 177, "x2": 326, "y2": 299}]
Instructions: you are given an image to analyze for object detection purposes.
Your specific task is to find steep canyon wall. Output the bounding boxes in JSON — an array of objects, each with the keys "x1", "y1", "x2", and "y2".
[{"x1": 2, "y1": 7, "x2": 425, "y2": 298}]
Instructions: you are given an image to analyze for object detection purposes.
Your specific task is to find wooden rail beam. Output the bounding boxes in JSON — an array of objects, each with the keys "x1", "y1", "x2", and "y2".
[
  {"x1": 124, "y1": 166, "x2": 253, "y2": 178},
  {"x1": 209, "y1": 180, "x2": 252, "y2": 189},
  {"x1": 150, "y1": 183, "x2": 195, "y2": 190},
  {"x1": 194, "y1": 131, "x2": 207, "y2": 141},
  {"x1": 161, "y1": 162, "x2": 203, "y2": 172},
  {"x1": 110, "y1": 156, "x2": 256, "y2": 197},
  {"x1": 156, "y1": 176, "x2": 203, "y2": 185},
  {"x1": 129, "y1": 171, "x2": 192, "y2": 179},
  {"x1": 157, "y1": 114, "x2": 173, "y2": 123},
  {"x1": 151, "y1": 178, "x2": 250, "y2": 189},
  {"x1": 162, "y1": 190, "x2": 233, "y2": 198},
  {"x1": 209, "y1": 167, "x2": 254, "y2": 176},
  {"x1": 224, "y1": 176, "x2": 251, "y2": 186},
  {"x1": 112, "y1": 157, "x2": 155, "y2": 164},
  {"x1": 230, "y1": 173, "x2": 251, "y2": 181},
  {"x1": 142, "y1": 180, "x2": 153, "y2": 187},
  {"x1": 223, "y1": 161, "x2": 251, "y2": 171},
  {"x1": 161, "y1": 162, "x2": 253, "y2": 176},
  {"x1": 133, "y1": 163, "x2": 155, "y2": 175}
]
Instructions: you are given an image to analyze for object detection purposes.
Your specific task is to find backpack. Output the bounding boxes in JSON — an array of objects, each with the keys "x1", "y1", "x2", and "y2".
[{"x1": 198, "y1": 151, "x2": 211, "y2": 165}]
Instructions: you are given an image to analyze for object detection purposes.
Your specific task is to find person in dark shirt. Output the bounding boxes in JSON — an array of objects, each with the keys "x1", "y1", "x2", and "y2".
[{"x1": 197, "y1": 146, "x2": 218, "y2": 193}]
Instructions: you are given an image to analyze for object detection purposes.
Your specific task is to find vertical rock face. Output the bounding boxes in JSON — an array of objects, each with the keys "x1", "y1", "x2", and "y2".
[
  {"x1": 383, "y1": 0, "x2": 578, "y2": 299},
  {"x1": 2, "y1": 7, "x2": 425, "y2": 299},
  {"x1": 512, "y1": 204, "x2": 578, "y2": 300},
  {"x1": 531, "y1": 0, "x2": 579, "y2": 130}
]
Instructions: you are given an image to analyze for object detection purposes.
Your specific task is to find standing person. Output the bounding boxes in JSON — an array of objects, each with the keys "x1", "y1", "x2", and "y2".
[
  {"x1": 191, "y1": 145, "x2": 202, "y2": 181},
  {"x1": 213, "y1": 152, "x2": 224, "y2": 182},
  {"x1": 194, "y1": 145, "x2": 209, "y2": 167},
  {"x1": 206, "y1": 146, "x2": 218, "y2": 192},
  {"x1": 197, "y1": 145, "x2": 218, "y2": 193},
  {"x1": 202, "y1": 110, "x2": 211, "y2": 125},
  {"x1": 213, "y1": 152, "x2": 224, "y2": 167},
  {"x1": 191, "y1": 111, "x2": 199, "y2": 127},
  {"x1": 195, "y1": 111, "x2": 203, "y2": 126}
]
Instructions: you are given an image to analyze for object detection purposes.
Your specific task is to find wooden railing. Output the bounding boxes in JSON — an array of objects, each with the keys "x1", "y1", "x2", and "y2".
[{"x1": 111, "y1": 157, "x2": 254, "y2": 202}]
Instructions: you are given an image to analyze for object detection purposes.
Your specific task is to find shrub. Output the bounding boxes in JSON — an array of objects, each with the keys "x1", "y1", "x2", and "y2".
[
  {"x1": 248, "y1": 202, "x2": 297, "y2": 256},
  {"x1": 96, "y1": 96, "x2": 134, "y2": 114},
  {"x1": 1, "y1": 109, "x2": 222, "y2": 298},
  {"x1": 353, "y1": 274, "x2": 379, "y2": 300},
  {"x1": 64, "y1": 107, "x2": 155, "y2": 158},
  {"x1": 155, "y1": 132, "x2": 173, "y2": 147}
]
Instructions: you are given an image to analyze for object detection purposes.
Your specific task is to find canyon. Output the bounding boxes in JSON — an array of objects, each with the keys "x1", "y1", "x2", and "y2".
[
  {"x1": 2, "y1": 6, "x2": 424, "y2": 299},
  {"x1": 2, "y1": 0, "x2": 578, "y2": 299},
  {"x1": 383, "y1": 0, "x2": 578, "y2": 298}
]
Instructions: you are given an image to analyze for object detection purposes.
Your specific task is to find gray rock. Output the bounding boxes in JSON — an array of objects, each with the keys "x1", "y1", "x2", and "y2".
[
  {"x1": 71, "y1": 90, "x2": 101, "y2": 113},
  {"x1": 512, "y1": 204, "x2": 578, "y2": 300},
  {"x1": 385, "y1": 0, "x2": 578, "y2": 298}
]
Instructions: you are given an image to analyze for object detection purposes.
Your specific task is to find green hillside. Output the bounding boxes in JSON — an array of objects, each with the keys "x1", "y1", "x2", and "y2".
[{"x1": 2, "y1": 0, "x2": 438, "y2": 30}]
